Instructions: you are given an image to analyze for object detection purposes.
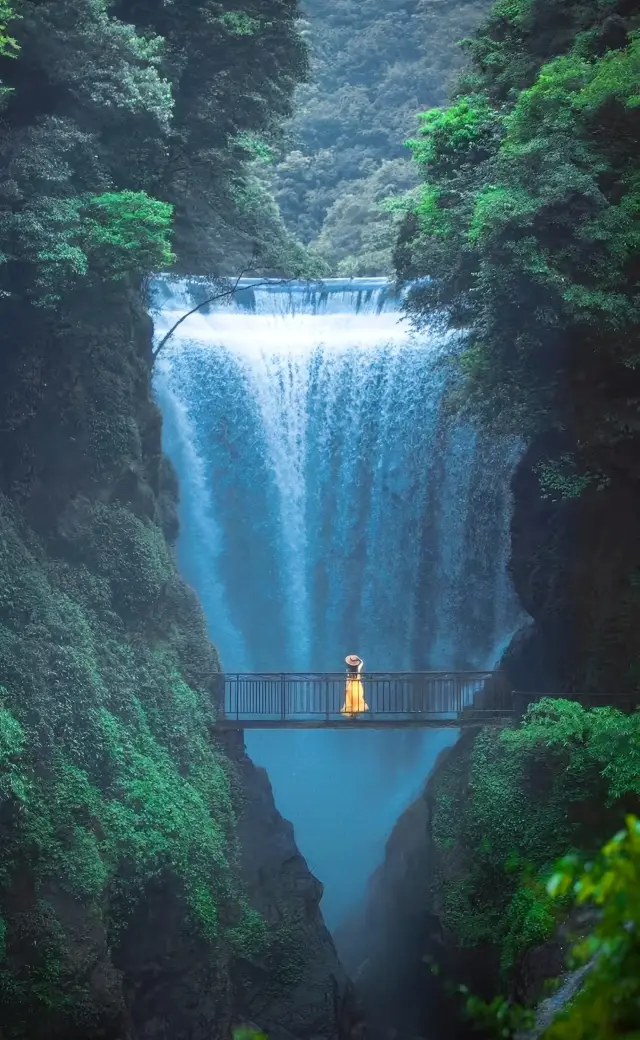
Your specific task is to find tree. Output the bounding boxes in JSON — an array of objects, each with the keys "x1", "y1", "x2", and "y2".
[
  {"x1": 543, "y1": 815, "x2": 640, "y2": 1040},
  {"x1": 0, "y1": 0, "x2": 312, "y2": 305},
  {"x1": 0, "y1": 1, "x2": 18, "y2": 60},
  {"x1": 272, "y1": 0, "x2": 493, "y2": 271},
  {"x1": 311, "y1": 159, "x2": 417, "y2": 275}
]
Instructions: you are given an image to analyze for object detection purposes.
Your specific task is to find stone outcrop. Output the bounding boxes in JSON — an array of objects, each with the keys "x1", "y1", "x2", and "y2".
[
  {"x1": 334, "y1": 741, "x2": 468, "y2": 1040},
  {"x1": 334, "y1": 733, "x2": 598, "y2": 1040},
  {"x1": 111, "y1": 737, "x2": 361, "y2": 1040}
]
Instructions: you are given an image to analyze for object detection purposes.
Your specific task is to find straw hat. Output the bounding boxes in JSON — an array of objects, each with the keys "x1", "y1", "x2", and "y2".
[{"x1": 345, "y1": 654, "x2": 363, "y2": 668}]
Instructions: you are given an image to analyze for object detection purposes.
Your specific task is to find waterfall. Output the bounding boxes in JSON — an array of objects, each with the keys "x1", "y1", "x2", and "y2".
[{"x1": 152, "y1": 276, "x2": 525, "y2": 928}]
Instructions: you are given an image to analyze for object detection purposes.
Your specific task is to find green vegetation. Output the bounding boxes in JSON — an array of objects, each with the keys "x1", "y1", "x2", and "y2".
[
  {"x1": 263, "y1": 910, "x2": 309, "y2": 995},
  {"x1": 397, "y1": 0, "x2": 640, "y2": 457},
  {"x1": 431, "y1": 700, "x2": 640, "y2": 975},
  {"x1": 234, "y1": 1029, "x2": 269, "y2": 1040},
  {"x1": 0, "y1": 0, "x2": 315, "y2": 1032},
  {"x1": 0, "y1": 498, "x2": 266, "y2": 1026},
  {"x1": 0, "y1": 0, "x2": 17, "y2": 59},
  {"x1": 82, "y1": 192, "x2": 176, "y2": 279},
  {"x1": 534, "y1": 454, "x2": 610, "y2": 502},
  {"x1": 309, "y1": 159, "x2": 418, "y2": 276},
  {"x1": 273, "y1": 0, "x2": 492, "y2": 273},
  {"x1": 544, "y1": 815, "x2": 640, "y2": 1039},
  {"x1": 0, "y1": 0, "x2": 312, "y2": 305},
  {"x1": 20, "y1": 191, "x2": 176, "y2": 304},
  {"x1": 396, "y1": 0, "x2": 640, "y2": 695},
  {"x1": 464, "y1": 815, "x2": 640, "y2": 1038}
]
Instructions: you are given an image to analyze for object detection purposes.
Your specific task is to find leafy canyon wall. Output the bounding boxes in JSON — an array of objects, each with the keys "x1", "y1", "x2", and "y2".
[
  {"x1": 356, "y1": 2, "x2": 640, "y2": 1020},
  {"x1": 0, "y1": 2, "x2": 359, "y2": 1037},
  {"x1": 0, "y1": 276, "x2": 359, "y2": 1040},
  {"x1": 396, "y1": 0, "x2": 640, "y2": 695}
]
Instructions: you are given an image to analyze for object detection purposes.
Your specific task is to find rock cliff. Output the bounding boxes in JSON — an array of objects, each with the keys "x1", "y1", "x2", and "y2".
[
  {"x1": 503, "y1": 432, "x2": 640, "y2": 696},
  {"x1": 334, "y1": 739, "x2": 477, "y2": 1040},
  {"x1": 336, "y1": 701, "x2": 635, "y2": 1040}
]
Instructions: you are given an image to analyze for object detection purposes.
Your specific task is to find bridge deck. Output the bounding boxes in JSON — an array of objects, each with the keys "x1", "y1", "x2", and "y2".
[
  {"x1": 214, "y1": 715, "x2": 510, "y2": 729},
  {"x1": 216, "y1": 671, "x2": 514, "y2": 728}
]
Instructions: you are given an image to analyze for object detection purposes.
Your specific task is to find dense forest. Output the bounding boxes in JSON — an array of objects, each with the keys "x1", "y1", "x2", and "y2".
[
  {"x1": 381, "y1": 1, "x2": 640, "y2": 1035},
  {"x1": 0, "y1": 0, "x2": 312, "y2": 299},
  {"x1": 272, "y1": 0, "x2": 492, "y2": 274}
]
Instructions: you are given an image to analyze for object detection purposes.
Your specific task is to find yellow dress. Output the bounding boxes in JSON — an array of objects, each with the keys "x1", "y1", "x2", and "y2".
[{"x1": 341, "y1": 675, "x2": 369, "y2": 716}]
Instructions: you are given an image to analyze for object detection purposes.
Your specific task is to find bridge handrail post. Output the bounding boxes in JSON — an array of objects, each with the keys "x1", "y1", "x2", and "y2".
[
  {"x1": 280, "y1": 673, "x2": 286, "y2": 721},
  {"x1": 212, "y1": 672, "x2": 226, "y2": 717}
]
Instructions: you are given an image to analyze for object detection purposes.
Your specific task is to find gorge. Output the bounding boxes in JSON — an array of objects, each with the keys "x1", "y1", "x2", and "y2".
[{"x1": 0, "y1": 0, "x2": 638, "y2": 1035}]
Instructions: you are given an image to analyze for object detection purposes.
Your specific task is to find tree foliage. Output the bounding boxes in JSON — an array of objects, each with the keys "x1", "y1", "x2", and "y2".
[
  {"x1": 310, "y1": 159, "x2": 418, "y2": 275},
  {"x1": 0, "y1": 1, "x2": 18, "y2": 60},
  {"x1": 396, "y1": 0, "x2": 640, "y2": 462},
  {"x1": 466, "y1": 815, "x2": 640, "y2": 1039},
  {"x1": 0, "y1": 0, "x2": 311, "y2": 304},
  {"x1": 273, "y1": 0, "x2": 492, "y2": 272},
  {"x1": 431, "y1": 699, "x2": 640, "y2": 973},
  {"x1": 0, "y1": 488, "x2": 269, "y2": 1029},
  {"x1": 543, "y1": 815, "x2": 640, "y2": 1040}
]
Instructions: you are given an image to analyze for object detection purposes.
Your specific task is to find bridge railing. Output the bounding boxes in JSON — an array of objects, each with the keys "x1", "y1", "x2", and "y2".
[{"x1": 222, "y1": 670, "x2": 512, "y2": 722}]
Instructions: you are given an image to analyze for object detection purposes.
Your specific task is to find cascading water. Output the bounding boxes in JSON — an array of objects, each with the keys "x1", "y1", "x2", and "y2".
[{"x1": 152, "y1": 276, "x2": 525, "y2": 929}]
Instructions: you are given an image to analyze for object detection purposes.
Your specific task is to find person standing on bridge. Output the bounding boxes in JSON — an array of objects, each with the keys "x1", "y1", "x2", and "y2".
[{"x1": 341, "y1": 654, "x2": 369, "y2": 717}]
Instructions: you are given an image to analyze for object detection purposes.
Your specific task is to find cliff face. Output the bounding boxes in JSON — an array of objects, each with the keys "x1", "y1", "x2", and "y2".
[
  {"x1": 228, "y1": 734, "x2": 363, "y2": 1040},
  {"x1": 335, "y1": 738, "x2": 564, "y2": 1040},
  {"x1": 503, "y1": 432, "x2": 640, "y2": 697},
  {"x1": 0, "y1": 283, "x2": 357, "y2": 1040}
]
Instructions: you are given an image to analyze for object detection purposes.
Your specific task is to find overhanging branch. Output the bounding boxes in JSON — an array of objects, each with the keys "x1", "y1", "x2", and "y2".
[{"x1": 151, "y1": 269, "x2": 298, "y2": 362}]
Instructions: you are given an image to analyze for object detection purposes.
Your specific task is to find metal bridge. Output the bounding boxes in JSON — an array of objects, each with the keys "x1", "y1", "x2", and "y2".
[
  {"x1": 215, "y1": 670, "x2": 515, "y2": 728},
  {"x1": 213, "y1": 672, "x2": 636, "y2": 729}
]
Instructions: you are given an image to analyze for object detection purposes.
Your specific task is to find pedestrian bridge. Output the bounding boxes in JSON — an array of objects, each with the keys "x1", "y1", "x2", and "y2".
[{"x1": 215, "y1": 670, "x2": 516, "y2": 728}]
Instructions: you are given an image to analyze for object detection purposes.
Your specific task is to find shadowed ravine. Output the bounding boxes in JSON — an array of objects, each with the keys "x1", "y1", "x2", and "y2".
[{"x1": 152, "y1": 277, "x2": 525, "y2": 930}]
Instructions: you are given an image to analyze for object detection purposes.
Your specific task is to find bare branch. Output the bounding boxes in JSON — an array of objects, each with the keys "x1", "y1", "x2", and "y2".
[{"x1": 151, "y1": 269, "x2": 297, "y2": 362}]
